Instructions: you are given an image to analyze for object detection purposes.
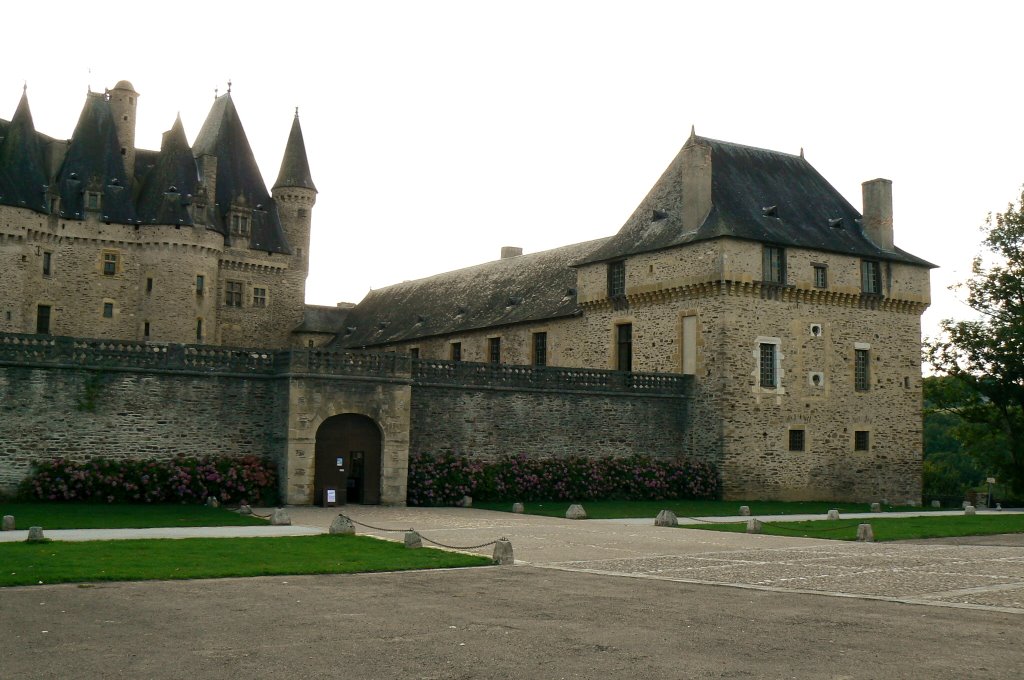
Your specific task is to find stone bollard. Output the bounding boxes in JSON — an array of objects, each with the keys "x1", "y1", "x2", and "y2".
[
  {"x1": 738, "y1": 506, "x2": 751, "y2": 517},
  {"x1": 827, "y1": 509, "x2": 840, "y2": 520},
  {"x1": 457, "y1": 495, "x2": 473, "y2": 508},
  {"x1": 237, "y1": 504, "x2": 252, "y2": 515},
  {"x1": 404, "y1": 531, "x2": 422, "y2": 549},
  {"x1": 654, "y1": 510, "x2": 678, "y2": 527},
  {"x1": 997, "y1": 503, "x2": 1003, "y2": 511},
  {"x1": 962, "y1": 500, "x2": 971, "y2": 509},
  {"x1": 205, "y1": 496, "x2": 220, "y2": 508},
  {"x1": 492, "y1": 539, "x2": 514, "y2": 565},
  {"x1": 931, "y1": 500, "x2": 941, "y2": 509},
  {"x1": 746, "y1": 518, "x2": 763, "y2": 534},
  {"x1": 856, "y1": 524, "x2": 874, "y2": 542},
  {"x1": 870, "y1": 502, "x2": 881, "y2": 513},
  {"x1": 26, "y1": 526, "x2": 45, "y2": 543},
  {"x1": 565, "y1": 504, "x2": 587, "y2": 520},
  {"x1": 964, "y1": 505, "x2": 976, "y2": 516},
  {"x1": 329, "y1": 514, "x2": 355, "y2": 535},
  {"x1": 270, "y1": 508, "x2": 292, "y2": 526},
  {"x1": 512, "y1": 502, "x2": 525, "y2": 514},
  {"x1": 2, "y1": 515, "x2": 14, "y2": 531}
]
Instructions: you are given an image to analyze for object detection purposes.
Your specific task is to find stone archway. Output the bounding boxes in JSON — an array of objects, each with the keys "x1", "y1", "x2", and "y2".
[{"x1": 314, "y1": 414, "x2": 382, "y2": 506}]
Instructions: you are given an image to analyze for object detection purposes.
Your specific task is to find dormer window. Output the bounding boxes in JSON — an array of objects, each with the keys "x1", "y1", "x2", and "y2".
[
  {"x1": 86, "y1": 192, "x2": 102, "y2": 211},
  {"x1": 231, "y1": 213, "x2": 251, "y2": 237}
]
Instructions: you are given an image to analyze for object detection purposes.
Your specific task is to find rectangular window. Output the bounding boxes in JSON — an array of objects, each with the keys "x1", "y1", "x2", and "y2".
[
  {"x1": 196, "y1": 319, "x2": 203, "y2": 343},
  {"x1": 813, "y1": 264, "x2": 827, "y2": 289},
  {"x1": 102, "y1": 302, "x2": 113, "y2": 318},
  {"x1": 36, "y1": 305, "x2": 51, "y2": 334},
  {"x1": 253, "y1": 287, "x2": 267, "y2": 307},
  {"x1": 681, "y1": 315, "x2": 697, "y2": 375},
  {"x1": 146, "y1": 277, "x2": 153, "y2": 293},
  {"x1": 196, "y1": 274, "x2": 205, "y2": 295},
  {"x1": 450, "y1": 342, "x2": 462, "y2": 362},
  {"x1": 86, "y1": 192, "x2": 101, "y2": 210},
  {"x1": 488, "y1": 337, "x2": 501, "y2": 364},
  {"x1": 533, "y1": 332, "x2": 547, "y2": 367},
  {"x1": 759, "y1": 342, "x2": 777, "y2": 388},
  {"x1": 102, "y1": 252, "x2": 118, "y2": 276},
  {"x1": 225, "y1": 281, "x2": 242, "y2": 307},
  {"x1": 607, "y1": 260, "x2": 626, "y2": 297},
  {"x1": 144, "y1": 321, "x2": 150, "y2": 337},
  {"x1": 762, "y1": 246, "x2": 786, "y2": 284},
  {"x1": 409, "y1": 347, "x2": 420, "y2": 359},
  {"x1": 616, "y1": 323, "x2": 633, "y2": 372},
  {"x1": 854, "y1": 430, "x2": 870, "y2": 451},
  {"x1": 42, "y1": 252, "x2": 52, "y2": 277},
  {"x1": 855, "y1": 348, "x2": 870, "y2": 391},
  {"x1": 788, "y1": 429, "x2": 805, "y2": 452},
  {"x1": 861, "y1": 260, "x2": 882, "y2": 294},
  {"x1": 231, "y1": 214, "x2": 250, "y2": 236}
]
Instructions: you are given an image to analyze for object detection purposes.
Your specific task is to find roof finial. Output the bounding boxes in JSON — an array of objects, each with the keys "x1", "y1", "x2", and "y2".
[
  {"x1": 689, "y1": 124, "x2": 696, "y2": 141},
  {"x1": 22, "y1": 81, "x2": 27, "y2": 94},
  {"x1": 214, "y1": 87, "x2": 218, "y2": 99},
  {"x1": 799, "y1": 146, "x2": 805, "y2": 159},
  {"x1": 295, "y1": 106, "x2": 299, "y2": 118},
  {"x1": 227, "y1": 79, "x2": 232, "y2": 94}
]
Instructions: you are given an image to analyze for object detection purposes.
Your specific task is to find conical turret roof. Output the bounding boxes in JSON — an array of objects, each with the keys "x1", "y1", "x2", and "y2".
[
  {"x1": 273, "y1": 111, "x2": 316, "y2": 192},
  {"x1": 0, "y1": 88, "x2": 49, "y2": 211},
  {"x1": 136, "y1": 114, "x2": 200, "y2": 226}
]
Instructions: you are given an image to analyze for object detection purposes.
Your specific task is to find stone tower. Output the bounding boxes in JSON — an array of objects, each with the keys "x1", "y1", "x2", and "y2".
[
  {"x1": 107, "y1": 80, "x2": 139, "y2": 180},
  {"x1": 272, "y1": 109, "x2": 317, "y2": 273}
]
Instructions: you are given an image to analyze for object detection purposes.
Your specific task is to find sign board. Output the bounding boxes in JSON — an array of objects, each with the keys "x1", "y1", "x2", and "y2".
[
  {"x1": 326, "y1": 489, "x2": 336, "y2": 504},
  {"x1": 336, "y1": 457, "x2": 344, "y2": 467},
  {"x1": 987, "y1": 477, "x2": 996, "y2": 484}
]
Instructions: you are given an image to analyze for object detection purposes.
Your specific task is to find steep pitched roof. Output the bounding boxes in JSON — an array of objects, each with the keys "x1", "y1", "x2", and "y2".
[
  {"x1": 56, "y1": 92, "x2": 136, "y2": 224},
  {"x1": 578, "y1": 135, "x2": 933, "y2": 268},
  {"x1": 273, "y1": 112, "x2": 316, "y2": 192},
  {"x1": 335, "y1": 238, "x2": 608, "y2": 348},
  {"x1": 135, "y1": 115, "x2": 200, "y2": 226},
  {"x1": 0, "y1": 89, "x2": 49, "y2": 212},
  {"x1": 193, "y1": 94, "x2": 290, "y2": 253},
  {"x1": 294, "y1": 304, "x2": 353, "y2": 334}
]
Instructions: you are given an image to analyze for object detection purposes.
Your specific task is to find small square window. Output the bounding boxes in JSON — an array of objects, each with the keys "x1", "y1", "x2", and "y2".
[
  {"x1": 102, "y1": 252, "x2": 118, "y2": 276},
  {"x1": 813, "y1": 265, "x2": 827, "y2": 289},
  {"x1": 253, "y1": 287, "x2": 267, "y2": 307},
  {"x1": 225, "y1": 281, "x2": 242, "y2": 307},
  {"x1": 788, "y1": 429, "x2": 805, "y2": 452},
  {"x1": 409, "y1": 347, "x2": 420, "y2": 359},
  {"x1": 86, "y1": 192, "x2": 102, "y2": 211},
  {"x1": 42, "y1": 252, "x2": 52, "y2": 277},
  {"x1": 102, "y1": 302, "x2": 113, "y2": 318},
  {"x1": 854, "y1": 430, "x2": 870, "y2": 451}
]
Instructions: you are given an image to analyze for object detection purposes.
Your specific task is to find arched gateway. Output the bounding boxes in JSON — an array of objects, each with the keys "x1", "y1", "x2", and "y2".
[{"x1": 314, "y1": 414, "x2": 382, "y2": 505}]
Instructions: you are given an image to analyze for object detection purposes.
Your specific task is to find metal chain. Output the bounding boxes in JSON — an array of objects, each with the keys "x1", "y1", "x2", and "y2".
[
  {"x1": 343, "y1": 515, "x2": 413, "y2": 533},
  {"x1": 678, "y1": 515, "x2": 865, "y2": 534},
  {"x1": 341, "y1": 514, "x2": 502, "y2": 551}
]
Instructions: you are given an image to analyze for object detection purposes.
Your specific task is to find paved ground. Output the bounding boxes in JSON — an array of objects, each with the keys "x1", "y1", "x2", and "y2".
[{"x1": 2, "y1": 506, "x2": 1023, "y2": 678}]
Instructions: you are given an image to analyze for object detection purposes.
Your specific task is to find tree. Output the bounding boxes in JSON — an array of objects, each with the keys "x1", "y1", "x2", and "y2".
[{"x1": 926, "y1": 189, "x2": 1024, "y2": 494}]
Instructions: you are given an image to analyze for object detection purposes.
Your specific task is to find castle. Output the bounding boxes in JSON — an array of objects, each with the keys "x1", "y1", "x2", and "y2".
[{"x1": 0, "y1": 82, "x2": 933, "y2": 504}]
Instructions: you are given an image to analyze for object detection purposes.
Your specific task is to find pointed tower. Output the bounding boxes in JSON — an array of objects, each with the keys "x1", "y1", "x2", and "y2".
[
  {"x1": 136, "y1": 114, "x2": 199, "y2": 226},
  {"x1": 0, "y1": 86, "x2": 49, "y2": 212},
  {"x1": 107, "y1": 80, "x2": 139, "y2": 181},
  {"x1": 272, "y1": 109, "x2": 317, "y2": 273}
]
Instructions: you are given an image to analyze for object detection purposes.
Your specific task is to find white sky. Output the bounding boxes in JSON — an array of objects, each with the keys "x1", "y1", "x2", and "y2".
[{"x1": 4, "y1": 1, "x2": 1021, "y2": 343}]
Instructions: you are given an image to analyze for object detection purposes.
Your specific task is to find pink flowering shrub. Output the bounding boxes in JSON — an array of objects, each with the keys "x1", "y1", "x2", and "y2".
[
  {"x1": 18, "y1": 455, "x2": 278, "y2": 505},
  {"x1": 407, "y1": 453, "x2": 719, "y2": 506}
]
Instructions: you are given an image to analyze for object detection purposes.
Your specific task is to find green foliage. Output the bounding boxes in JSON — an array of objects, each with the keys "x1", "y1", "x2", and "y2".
[
  {"x1": 921, "y1": 376, "x2": 987, "y2": 497},
  {"x1": 473, "y1": 499, "x2": 912, "y2": 519},
  {"x1": 925, "y1": 191, "x2": 1024, "y2": 494},
  {"x1": 0, "y1": 502, "x2": 268, "y2": 529},
  {"x1": 690, "y1": 514, "x2": 1024, "y2": 542}
]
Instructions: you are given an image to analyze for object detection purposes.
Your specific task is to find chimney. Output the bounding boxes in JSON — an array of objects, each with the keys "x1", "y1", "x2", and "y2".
[
  {"x1": 681, "y1": 133, "x2": 712, "y2": 231},
  {"x1": 501, "y1": 246, "x2": 523, "y2": 259},
  {"x1": 861, "y1": 178, "x2": 894, "y2": 250}
]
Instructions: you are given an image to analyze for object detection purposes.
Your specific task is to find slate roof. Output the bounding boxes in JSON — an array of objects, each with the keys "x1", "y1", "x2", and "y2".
[
  {"x1": 193, "y1": 94, "x2": 290, "y2": 253},
  {"x1": 273, "y1": 113, "x2": 316, "y2": 192},
  {"x1": 294, "y1": 304, "x2": 354, "y2": 334},
  {"x1": 0, "y1": 90, "x2": 48, "y2": 212},
  {"x1": 335, "y1": 238, "x2": 608, "y2": 348},
  {"x1": 578, "y1": 135, "x2": 933, "y2": 268},
  {"x1": 135, "y1": 115, "x2": 199, "y2": 226}
]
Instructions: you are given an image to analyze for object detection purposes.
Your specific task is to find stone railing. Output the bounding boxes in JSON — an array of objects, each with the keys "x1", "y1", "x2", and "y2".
[{"x1": 0, "y1": 332, "x2": 690, "y2": 394}]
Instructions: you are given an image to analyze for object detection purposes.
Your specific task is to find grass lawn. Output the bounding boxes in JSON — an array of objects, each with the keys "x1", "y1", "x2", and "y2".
[
  {"x1": 0, "y1": 534, "x2": 492, "y2": 587},
  {"x1": 471, "y1": 499, "x2": 930, "y2": 519},
  {"x1": 0, "y1": 502, "x2": 268, "y2": 529},
  {"x1": 685, "y1": 514, "x2": 1024, "y2": 542}
]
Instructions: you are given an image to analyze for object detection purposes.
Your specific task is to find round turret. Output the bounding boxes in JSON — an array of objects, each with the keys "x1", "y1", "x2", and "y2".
[{"x1": 107, "y1": 81, "x2": 139, "y2": 180}]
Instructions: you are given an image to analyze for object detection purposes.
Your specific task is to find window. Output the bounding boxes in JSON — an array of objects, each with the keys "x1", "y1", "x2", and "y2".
[
  {"x1": 533, "y1": 332, "x2": 547, "y2": 367},
  {"x1": 607, "y1": 261, "x2": 626, "y2": 297},
  {"x1": 681, "y1": 315, "x2": 697, "y2": 375},
  {"x1": 102, "y1": 252, "x2": 118, "y2": 276},
  {"x1": 102, "y1": 302, "x2": 113, "y2": 318},
  {"x1": 36, "y1": 305, "x2": 51, "y2": 334},
  {"x1": 789, "y1": 429, "x2": 805, "y2": 452},
  {"x1": 196, "y1": 319, "x2": 204, "y2": 343},
  {"x1": 42, "y1": 252, "x2": 52, "y2": 277},
  {"x1": 616, "y1": 323, "x2": 632, "y2": 372},
  {"x1": 861, "y1": 260, "x2": 882, "y2": 294},
  {"x1": 450, "y1": 342, "x2": 462, "y2": 362},
  {"x1": 144, "y1": 321, "x2": 150, "y2": 337},
  {"x1": 297, "y1": 208, "x2": 308, "y2": 219},
  {"x1": 253, "y1": 287, "x2": 267, "y2": 308},
  {"x1": 854, "y1": 430, "x2": 870, "y2": 451},
  {"x1": 762, "y1": 246, "x2": 786, "y2": 284},
  {"x1": 225, "y1": 281, "x2": 242, "y2": 307},
  {"x1": 196, "y1": 274, "x2": 205, "y2": 295},
  {"x1": 86, "y1": 192, "x2": 101, "y2": 211},
  {"x1": 50, "y1": 197, "x2": 59, "y2": 213},
  {"x1": 409, "y1": 347, "x2": 420, "y2": 359},
  {"x1": 146, "y1": 277, "x2": 153, "y2": 293},
  {"x1": 231, "y1": 214, "x2": 250, "y2": 236},
  {"x1": 759, "y1": 342, "x2": 777, "y2": 388},
  {"x1": 855, "y1": 348, "x2": 870, "y2": 391},
  {"x1": 488, "y1": 337, "x2": 501, "y2": 364},
  {"x1": 813, "y1": 264, "x2": 827, "y2": 289}
]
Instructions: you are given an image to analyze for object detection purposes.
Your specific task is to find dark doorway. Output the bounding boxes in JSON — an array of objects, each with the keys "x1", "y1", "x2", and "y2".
[{"x1": 314, "y1": 414, "x2": 382, "y2": 506}]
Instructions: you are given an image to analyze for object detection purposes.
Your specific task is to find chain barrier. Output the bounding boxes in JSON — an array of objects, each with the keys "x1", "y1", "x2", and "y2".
[
  {"x1": 678, "y1": 514, "x2": 865, "y2": 534},
  {"x1": 341, "y1": 514, "x2": 502, "y2": 551}
]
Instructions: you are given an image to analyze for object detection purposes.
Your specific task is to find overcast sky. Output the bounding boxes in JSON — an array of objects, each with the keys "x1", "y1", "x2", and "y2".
[{"x1": 4, "y1": 1, "x2": 1021, "y2": 343}]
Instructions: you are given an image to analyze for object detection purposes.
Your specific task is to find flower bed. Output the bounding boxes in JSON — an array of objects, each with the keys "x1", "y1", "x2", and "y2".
[{"x1": 407, "y1": 452, "x2": 719, "y2": 506}]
